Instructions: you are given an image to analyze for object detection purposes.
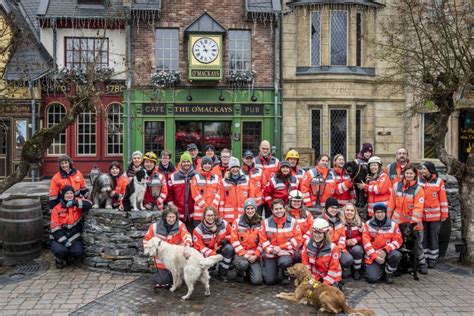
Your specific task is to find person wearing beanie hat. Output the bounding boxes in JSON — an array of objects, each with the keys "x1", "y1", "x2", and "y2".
[
  {"x1": 419, "y1": 162, "x2": 448, "y2": 268},
  {"x1": 126, "y1": 151, "x2": 144, "y2": 179},
  {"x1": 50, "y1": 184, "x2": 92, "y2": 269},
  {"x1": 355, "y1": 143, "x2": 374, "y2": 166},
  {"x1": 363, "y1": 201, "x2": 403, "y2": 284},
  {"x1": 108, "y1": 161, "x2": 128, "y2": 209},
  {"x1": 168, "y1": 152, "x2": 196, "y2": 232},
  {"x1": 201, "y1": 156, "x2": 213, "y2": 169},
  {"x1": 230, "y1": 198, "x2": 263, "y2": 285},
  {"x1": 220, "y1": 157, "x2": 250, "y2": 224},
  {"x1": 263, "y1": 159, "x2": 299, "y2": 211},
  {"x1": 49, "y1": 156, "x2": 88, "y2": 210},
  {"x1": 325, "y1": 197, "x2": 339, "y2": 210}
]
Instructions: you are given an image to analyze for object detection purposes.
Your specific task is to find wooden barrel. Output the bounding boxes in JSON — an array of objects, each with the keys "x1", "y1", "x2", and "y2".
[
  {"x1": 438, "y1": 214, "x2": 452, "y2": 258},
  {"x1": 0, "y1": 197, "x2": 43, "y2": 265}
]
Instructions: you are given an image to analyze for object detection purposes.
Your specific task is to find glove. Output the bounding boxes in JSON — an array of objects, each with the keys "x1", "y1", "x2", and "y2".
[{"x1": 66, "y1": 200, "x2": 78, "y2": 208}]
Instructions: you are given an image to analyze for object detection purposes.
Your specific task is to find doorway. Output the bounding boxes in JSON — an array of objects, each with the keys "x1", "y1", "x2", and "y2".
[{"x1": 0, "y1": 120, "x2": 11, "y2": 178}]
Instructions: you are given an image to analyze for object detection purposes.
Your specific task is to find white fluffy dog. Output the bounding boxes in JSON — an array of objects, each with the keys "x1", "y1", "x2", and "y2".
[{"x1": 144, "y1": 237, "x2": 223, "y2": 300}]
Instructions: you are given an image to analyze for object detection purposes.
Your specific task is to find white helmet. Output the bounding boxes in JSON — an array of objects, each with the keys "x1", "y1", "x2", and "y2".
[
  {"x1": 312, "y1": 218, "x2": 330, "y2": 232},
  {"x1": 368, "y1": 156, "x2": 383, "y2": 165},
  {"x1": 289, "y1": 190, "x2": 303, "y2": 200}
]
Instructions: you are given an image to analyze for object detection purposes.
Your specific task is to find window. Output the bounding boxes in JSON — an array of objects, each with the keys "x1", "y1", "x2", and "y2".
[
  {"x1": 229, "y1": 30, "x2": 251, "y2": 71},
  {"x1": 106, "y1": 103, "x2": 123, "y2": 155},
  {"x1": 77, "y1": 111, "x2": 96, "y2": 155},
  {"x1": 65, "y1": 37, "x2": 109, "y2": 70},
  {"x1": 311, "y1": 12, "x2": 321, "y2": 66},
  {"x1": 47, "y1": 103, "x2": 66, "y2": 156},
  {"x1": 155, "y1": 29, "x2": 179, "y2": 71},
  {"x1": 242, "y1": 122, "x2": 262, "y2": 154},
  {"x1": 423, "y1": 113, "x2": 437, "y2": 159},
  {"x1": 144, "y1": 121, "x2": 165, "y2": 156},
  {"x1": 330, "y1": 109, "x2": 347, "y2": 158},
  {"x1": 311, "y1": 109, "x2": 321, "y2": 156},
  {"x1": 330, "y1": 11, "x2": 348, "y2": 66},
  {"x1": 356, "y1": 13, "x2": 362, "y2": 67}
]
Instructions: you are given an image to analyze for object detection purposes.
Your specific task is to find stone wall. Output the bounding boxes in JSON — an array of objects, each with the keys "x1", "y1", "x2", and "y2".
[
  {"x1": 82, "y1": 209, "x2": 161, "y2": 272},
  {"x1": 443, "y1": 175, "x2": 462, "y2": 242}
]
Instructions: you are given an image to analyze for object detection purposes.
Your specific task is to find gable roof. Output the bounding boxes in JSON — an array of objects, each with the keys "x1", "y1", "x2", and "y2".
[
  {"x1": 185, "y1": 12, "x2": 226, "y2": 35},
  {"x1": 37, "y1": 0, "x2": 126, "y2": 20}
]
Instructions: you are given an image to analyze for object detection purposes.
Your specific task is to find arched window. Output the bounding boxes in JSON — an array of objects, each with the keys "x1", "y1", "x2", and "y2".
[
  {"x1": 106, "y1": 103, "x2": 123, "y2": 155},
  {"x1": 76, "y1": 110, "x2": 96, "y2": 156},
  {"x1": 47, "y1": 103, "x2": 66, "y2": 156}
]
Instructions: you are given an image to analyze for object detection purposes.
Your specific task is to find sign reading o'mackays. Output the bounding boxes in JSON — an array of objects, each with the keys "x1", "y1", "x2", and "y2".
[{"x1": 174, "y1": 104, "x2": 233, "y2": 115}]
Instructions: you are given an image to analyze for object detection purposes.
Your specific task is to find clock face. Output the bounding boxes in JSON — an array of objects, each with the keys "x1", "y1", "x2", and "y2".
[{"x1": 192, "y1": 37, "x2": 219, "y2": 64}]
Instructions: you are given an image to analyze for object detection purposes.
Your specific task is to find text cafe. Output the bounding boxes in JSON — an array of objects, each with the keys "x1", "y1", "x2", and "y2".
[{"x1": 124, "y1": 88, "x2": 281, "y2": 162}]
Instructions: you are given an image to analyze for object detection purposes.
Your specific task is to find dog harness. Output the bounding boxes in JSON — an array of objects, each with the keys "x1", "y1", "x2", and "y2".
[{"x1": 304, "y1": 276, "x2": 320, "y2": 299}]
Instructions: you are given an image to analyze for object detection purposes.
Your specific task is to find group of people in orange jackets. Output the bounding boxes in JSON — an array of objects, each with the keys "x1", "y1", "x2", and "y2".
[{"x1": 48, "y1": 141, "x2": 449, "y2": 291}]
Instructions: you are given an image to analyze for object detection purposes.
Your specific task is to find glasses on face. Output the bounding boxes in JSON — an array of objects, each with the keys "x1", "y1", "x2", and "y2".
[
  {"x1": 205, "y1": 214, "x2": 215, "y2": 217},
  {"x1": 221, "y1": 156, "x2": 230, "y2": 159}
]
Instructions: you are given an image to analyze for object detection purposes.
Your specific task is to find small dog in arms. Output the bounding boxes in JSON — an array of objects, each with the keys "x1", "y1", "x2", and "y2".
[
  {"x1": 144, "y1": 237, "x2": 223, "y2": 300},
  {"x1": 123, "y1": 168, "x2": 148, "y2": 211}
]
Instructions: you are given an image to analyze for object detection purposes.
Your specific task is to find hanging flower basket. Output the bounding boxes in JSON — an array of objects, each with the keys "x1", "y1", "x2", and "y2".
[
  {"x1": 54, "y1": 67, "x2": 114, "y2": 84},
  {"x1": 226, "y1": 70, "x2": 256, "y2": 87},
  {"x1": 151, "y1": 70, "x2": 181, "y2": 88}
]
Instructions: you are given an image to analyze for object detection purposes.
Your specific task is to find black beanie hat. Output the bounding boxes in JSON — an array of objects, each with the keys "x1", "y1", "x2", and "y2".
[
  {"x1": 60, "y1": 185, "x2": 74, "y2": 197},
  {"x1": 201, "y1": 156, "x2": 213, "y2": 167},
  {"x1": 373, "y1": 203, "x2": 387, "y2": 213},
  {"x1": 422, "y1": 161, "x2": 437, "y2": 176},
  {"x1": 325, "y1": 197, "x2": 339, "y2": 209}
]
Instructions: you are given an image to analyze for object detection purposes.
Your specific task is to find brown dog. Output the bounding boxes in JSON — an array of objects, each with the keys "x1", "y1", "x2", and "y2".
[{"x1": 276, "y1": 264, "x2": 375, "y2": 315}]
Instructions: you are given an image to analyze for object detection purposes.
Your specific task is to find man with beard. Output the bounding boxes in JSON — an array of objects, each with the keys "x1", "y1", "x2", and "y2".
[{"x1": 385, "y1": 147, "x2": 410, "y2": 185}]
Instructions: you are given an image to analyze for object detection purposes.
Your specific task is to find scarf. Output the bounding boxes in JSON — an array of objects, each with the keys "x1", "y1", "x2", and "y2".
[{"x1": 203, "y1": 219, "x2": 218, "y2": 233}]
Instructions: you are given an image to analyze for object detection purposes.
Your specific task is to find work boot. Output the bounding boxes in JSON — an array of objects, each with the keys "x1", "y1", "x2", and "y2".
[
  {"x1": 352, "y1": 269, "x2": 361, "y2": 281},
  {"x1": 427, "y1": 260, "x2": 437, "y2": 269},
  {"x1": 384, "y1": 273, "x2": 394, "y2": 284},
  {"x1": 235, "y1": 271, "x2": 246, "y2": 283},
  {"x1": 217, "y1": 267, "x2": 229, "y2": 283},
  {"x1": 418, "y1": 265, "x2": 428, "y2": 275},
  {"x1": 55, "y1": 257, "x2": 66, "y2": 269}
]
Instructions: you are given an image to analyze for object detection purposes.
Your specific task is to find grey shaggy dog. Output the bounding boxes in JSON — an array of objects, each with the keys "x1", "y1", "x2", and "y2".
[{"x1": 91, "y1": 174, "x2": 113, "y2": 209}]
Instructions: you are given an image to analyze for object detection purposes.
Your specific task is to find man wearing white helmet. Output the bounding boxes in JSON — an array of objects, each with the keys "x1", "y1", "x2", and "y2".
[
  {"x1": 301, "y1": 218, "x2": 343, "y2": 287},
  {"x1": 356, "y1": 156, "x2": 391, "y2": 218}
]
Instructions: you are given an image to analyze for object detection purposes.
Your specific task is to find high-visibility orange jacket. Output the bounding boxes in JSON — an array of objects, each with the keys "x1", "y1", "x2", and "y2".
[
  {"x1": 418, "y1": 175, "x2": 449, "y2": 222},
  {"x1": 167, "y1": 168, "x2": 196, "y2": 222},
  {"x1": 190, "y1": 171, "x2": 221, "y2": 221},
  {"x1": 385, "y1": 161, "x2": 410, "y2": 185},
  {"x1": 301, "y1": 166, "x2": 330, "y2": 208},
  {"x1": 322, "y1": 213, "x2": 346, "y2": 250},
  {"x1": 254, "y1": 154, "x2": 280, "y2": 181},
  {"x1": 193, "y1": 220, "x2": 231, "y2": 257},
  {"x1": 301, "y1": 239, "x2": 342, "y2": 285},
  {"x1": 242, "y1": 164, "x2": 267, "y2": 206},
  {"x1": 263, "y1": 173, "x2": 299, "y2": 207},
  {"x1": 259, "y1": 215, "x2": 302, "y2": 258},
  {"x1": 143, "y1": 220, "x2": 192, "y2": 269},
  {"x1": 219, "y1": 173, "x2": 251, "y2": 223},
  {"x1": 143, "y1": 168, "x2": 168, "y2": 210},
  {"x1": 230, "y1": 215, "x2": 262, "y2": 257},
  {"x1": 362, "y1": 218, "x2": 403, "y2": 265},
  {"x1": 291, "y1": 166, "x2": 305, "y2": 190},
  {"x1": 50, "y1": 198, "x2": 92, "y2": 245},
  {"x1": 288, "y1": 208, "x2": 314, "y2": 240},
  {"x1": 387, "y1": 180, "x2": 425, "y2": 231},
  {"x1": 326, "y1": 167, "x2": 355, "y2": 206},
  {"x1": 366, "y1": 172, "x2": 391, "y2": 217},
  {"x1": 49, "y1": 168, "x2": 88, "y2": 209},
  {"x1": 111, "y1": 174, "x2": 129, "y2": 206}
]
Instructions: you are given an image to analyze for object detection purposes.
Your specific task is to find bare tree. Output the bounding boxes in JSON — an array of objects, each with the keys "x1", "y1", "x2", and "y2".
[{"x1": 377, "y1": 0, "x2": 473, "y2": 263}]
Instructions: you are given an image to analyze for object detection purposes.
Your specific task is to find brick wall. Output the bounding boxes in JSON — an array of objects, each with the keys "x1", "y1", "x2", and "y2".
[{"x1": 131, "y1": 0, "x2": 277, "y2": 87}]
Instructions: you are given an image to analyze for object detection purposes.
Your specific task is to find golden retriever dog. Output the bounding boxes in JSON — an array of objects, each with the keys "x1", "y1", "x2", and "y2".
[
  {"x1": 276, "y1": 263, "x2": 375, "y2": 315},
  {"x1": 144, "y1": 237, "x2": 223, "y2": 300}
]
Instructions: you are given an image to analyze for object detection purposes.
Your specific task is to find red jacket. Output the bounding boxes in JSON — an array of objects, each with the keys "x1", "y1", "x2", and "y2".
[
  {"x1": 366, "y1": 172, "x2": 391, "y2": 217},
  {"x1": 242, "y1": 164, "x2": 267, "y2": 206},
  {"x1": 418, "y1": 175, "x2": 449, "y2": 222},
  {"x1": 190, "y1": 171, "x2": 221, "y2": 221},
  {"x1": 263, "y1": 173, "x2": 299, "y2": 207},
  {"x1": 143, "y1": 168, "x2": 168, "y2": 210},
  {"x1": 111, "y1": 174, "x2": 128, "y2": 206},
  {"x1": 322, "y1": 213, "x2": 346, "y2": 250},
  {"x1": 49, "y1": 168, "x2": 88, "y2": 209},
  {"x1": 219, "y1": 173, "x2": 251, "y2": 223},
  {"x1": 259, "y1": 215, "x2": 302, "y2": 258},
  {"x1": 167, "y1": 168, "x2": 196, "y2": 222},
  {"x1": 193, "y1": 220, "x2": 231, "y2": 257},
  {"x1": 230, "y1": 215, "x2": 263, "y2": 257},
  {"x1": 50, "y1": 198, "x2": 92, "y2": 245},
  {"x1": 326, "y1": 167, "x2": 355, "y2": 206},
  {"x1": 288, "y1": 208, "x2": 314, "y2": 241},
  {"x1": 301, "y1": 240, "x2": 342, "y2": 285},
  {"x1": 362, "y1": 218, "x2": 402, "y2": 265},
  {"x1": 254, "y1": 154, "x2": 280, "y2": 181},
  {"x1": 387, "y1": 180, "x2": 425, "y2": 231},
  {"x1": 143, "y1": 220, "x2": 192, "y2": 269},
  {"x1": 301, "y1": 166, "x2": 330, "y2": 208},
  {"x1": 291, "y1": 166, "x2": 305, "y2": 190},
  {"x1": 344, "y1": 222, "x2": 364, "y2": 249}
]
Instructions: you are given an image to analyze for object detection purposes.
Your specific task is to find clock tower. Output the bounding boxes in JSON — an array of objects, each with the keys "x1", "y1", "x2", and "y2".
[{"x1": 185, "y1": 12, "x2": 226, "y2": 81}]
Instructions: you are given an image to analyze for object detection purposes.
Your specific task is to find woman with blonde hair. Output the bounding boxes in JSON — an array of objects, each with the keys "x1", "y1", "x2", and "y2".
[{"x1": 342, "y1": 203, "x2": 364, "y2": 280}]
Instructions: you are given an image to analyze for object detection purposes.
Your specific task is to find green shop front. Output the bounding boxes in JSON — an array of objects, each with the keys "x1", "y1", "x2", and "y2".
[{"x1": 124, "y1": 88, "x2": 281, "y2": 163}]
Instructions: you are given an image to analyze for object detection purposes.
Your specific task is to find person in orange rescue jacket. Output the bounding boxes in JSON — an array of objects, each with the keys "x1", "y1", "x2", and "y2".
[
  {"x1": 263, "y1": 160, "x2": 299, "y2": 211},
  {"x1": 49, "y1": 155, "x2": 88, "y2": 209},
  {"x1": 142, "y1": 151, "x2": 168, "y2": 211},
  {"x1": 300, "y1": 154, "x2": 331, "y2": 212},
  {"x1": 242, "y1": 150, "x2": 267, "y2": 213},
  {"x1": 385, "y1": 147, "x2": 410, "y2": 185},
  {"x1": 388, "y1": 163, "x2": 427, "y2": 274},
  {"x1": 50, "y1": 185, "x2": 92, "y2": 269},
  {"x1": 259, "y1": 199, "x2": 302, "y2": 285},
  {"x1": 108, "y1": 161, "x2": 128, "y2": 209},
  {"x1": 418, "y1": 161, "x2": 449, "y2": 268},
  {"x1": 143, "y1": 206, "x2": 192, "y2": 290},
  {"x1": 230, "y1": 198, "x2": 263, "y2": 285},
  {"x1": 363, "y1": 203, "x2": 403, "y2": 284},
  {"x1": 286, "y1": 150, "x2": 305, "y2": 187},
  {"x1": 287, "y1": 189, "x2": 313, "y2": 263},
  {"x1": 327, "y1": 154, "x2": 355, "y2": 206},
  {"x1": 301, "y1": 218, "x2": 343, "y2": 287},
  {"x1": 193, "y1": 206, "x2": 234, "y2": 282}
]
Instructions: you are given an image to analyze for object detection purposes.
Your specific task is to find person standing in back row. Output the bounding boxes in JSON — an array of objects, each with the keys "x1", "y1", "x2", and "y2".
[
  {"x1": 385, "y1": 147, "x2": 410, "y2": 185},
  {"x1": 254, "y1": 140, "x2": 280, "y2": 181}
]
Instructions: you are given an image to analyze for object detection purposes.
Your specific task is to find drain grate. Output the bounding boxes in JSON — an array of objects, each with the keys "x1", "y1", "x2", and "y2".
[{"x1": 0, "y1": 259, "x2": 49, "y2": 285}]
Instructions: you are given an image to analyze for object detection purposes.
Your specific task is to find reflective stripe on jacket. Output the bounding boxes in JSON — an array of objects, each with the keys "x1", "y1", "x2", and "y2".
[
  {"x1": 301, "y1": 240, "x2": 342, "y2": 285},
  {"x1": 190, "y1": 171, "x2": 221, "y2": 221},
  {"x1": 49, "y1": 169, "x2": 88, "y2": 209},
  {"x1": 387, "y1": 180, "x2": 425, "y2": 231},
  {"x1": 300, "y1": 166, "x2": 330, "y2": 208},
  {"x1": 168, "y1": 169, "x2": 196, "y2": 221},
  {"x1": 254, "y1": 154, "x2": 280, "y2": 181},
  {"x1": 263, "y1": 174, "x2": 299, "y2": 207},
  {"x1": 259, "y1": 215, "x2": 302, "y2": 258},
  {"x1": 366, "y1": 172, "x2": 391, "y2": 217},
  {"x1": 50, "y1": 199, "x2": 92, "y2": 245},
  {"x1": 362, "y1": 219, "x2": 402, "y2": 264},
  {"x1": 230, "y1": 215, "x2": 262, "y2": 257},
  {"x1": 219, "y1": 174, "x2": 251, "y2": 223},
  {"x1": 192, "y1": 220, "x2": 231, "y2": 257},
  {"x1": 418, "y1": 175, "x2": 449, "y2": 222}
]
